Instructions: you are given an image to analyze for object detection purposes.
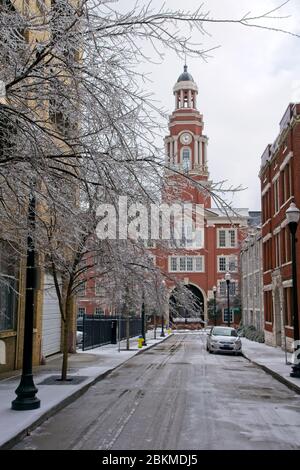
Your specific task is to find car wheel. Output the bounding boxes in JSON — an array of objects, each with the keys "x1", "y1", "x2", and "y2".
[{"x1": 209, "y1": 349, "x2": 213, "y2": 354}]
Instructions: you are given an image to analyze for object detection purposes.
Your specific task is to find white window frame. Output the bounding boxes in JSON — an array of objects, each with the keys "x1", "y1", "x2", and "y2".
[
  {"x1": 217, "y1": 228, "x2": 237, "y2": 248},
  {"x1": 217, "y1": 255, "x2": 238, "y2": 273},
  {"x1": 77, "y1": 307, "x2": 86, "y2": 318},
  {"x1": 170, "y1": 257, "x2": 178, "y2": 272},
  {"x1": 181, "y1": 225, "x2": 205, "y2": 249},
  {"x1": 95, "y1": 307, "x2": 104, "y2": 316},
  {"x1": 77, "y1": 281, "x2": 86, "y2": 297},
  {"x1": 218, "y1": 279, "x2": 238, "y2": 296},
  {"x1": 169, "y1": 256, "x2": 205, "y2": 273},
  {"x1": 218, "y1": 256, "x2": 226, "y2": 272},
  {"x1": 181, "y1": 146, "x2": 191, "y2": 171},
  {"x1": 273, "y1": 177, "x2": 280, "y2": 214}
]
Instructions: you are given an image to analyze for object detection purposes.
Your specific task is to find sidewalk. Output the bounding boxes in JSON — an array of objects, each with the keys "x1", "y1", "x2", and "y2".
[
  {"x1": 0, "y1": 330, "x2": 172, "y2": 449},
  {"x1": 242, "y1": 338, "x2": 300, "y2": 394}
]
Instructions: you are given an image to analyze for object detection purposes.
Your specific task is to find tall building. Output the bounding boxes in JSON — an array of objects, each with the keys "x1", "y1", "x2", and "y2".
[
  {"x1": 0, "y1": 1, "x2": 79, "y2": 373},
  {"x1": 240, "y1": 222, "x2": 264, "y2": 333},
  {"x1": 260, "y1": 103, "x2": 300, "y2": 351},
  {"x1": 155, "y1": 66, "x2": 249, "y2": 326}
]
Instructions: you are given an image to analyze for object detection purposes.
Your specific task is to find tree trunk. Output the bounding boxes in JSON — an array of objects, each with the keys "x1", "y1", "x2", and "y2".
[
  {"x1": 126, "y1": 315, "x2": 130, "y2": 350},
  {"x1": 61, "y1": 297, "x2": 71, "y2": 381}
]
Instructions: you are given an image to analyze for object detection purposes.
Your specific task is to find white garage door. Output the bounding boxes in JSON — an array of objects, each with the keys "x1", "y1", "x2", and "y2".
[{"x1": 42, "y1": 274, "x2": 61, "y2": 357}]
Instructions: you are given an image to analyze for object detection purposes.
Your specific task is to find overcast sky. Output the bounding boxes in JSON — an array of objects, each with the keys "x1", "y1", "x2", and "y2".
[{"x1": 124, "y1": 0, "x2": 300, "y2": 210}]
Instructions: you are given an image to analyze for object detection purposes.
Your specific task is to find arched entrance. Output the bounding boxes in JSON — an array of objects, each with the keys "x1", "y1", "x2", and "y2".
[{"x1": 169, "y1": 284, "x2": 205, "y2": 326}]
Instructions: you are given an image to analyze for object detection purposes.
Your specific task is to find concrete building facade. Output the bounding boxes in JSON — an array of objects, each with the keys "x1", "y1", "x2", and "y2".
[{"x1": 240, "y1": 225, "x2": 264, "y2": 333}]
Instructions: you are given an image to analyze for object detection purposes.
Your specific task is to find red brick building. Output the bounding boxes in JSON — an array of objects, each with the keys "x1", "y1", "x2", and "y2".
[
  {"x1": 154, "y1": 66, "x2": 249, "y2": 326},
  {"x1": 260, "y1": 103, "x2": 300, "y2": 350}
]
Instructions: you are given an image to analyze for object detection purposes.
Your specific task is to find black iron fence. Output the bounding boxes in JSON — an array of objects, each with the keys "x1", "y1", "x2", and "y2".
[{"x1": 79, "y1": 315, "x2": 142, "y2": 351}]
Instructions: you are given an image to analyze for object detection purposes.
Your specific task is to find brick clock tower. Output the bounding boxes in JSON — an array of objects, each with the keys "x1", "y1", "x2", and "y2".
[{"x1": 155, "y1": 65, "x2": 249, "y2": 327}]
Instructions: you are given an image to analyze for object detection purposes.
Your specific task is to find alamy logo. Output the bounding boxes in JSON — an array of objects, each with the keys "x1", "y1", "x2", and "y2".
[{"x1": 96, "y1": 197, "x2": 204, "y2": 249}]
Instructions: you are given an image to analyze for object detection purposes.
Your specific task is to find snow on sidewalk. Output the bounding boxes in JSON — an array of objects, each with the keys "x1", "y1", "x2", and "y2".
[
  {"x1": 241, "y1": 338, "x2": 300, "y2": 393},
  {"x1": 0, "y1": 331, "x2": 171, "y2": 449}
]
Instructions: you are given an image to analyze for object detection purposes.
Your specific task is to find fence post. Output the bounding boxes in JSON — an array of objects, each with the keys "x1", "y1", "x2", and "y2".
[
  {"x1": 111, "y1": 319, "x2": 117, "y2": 344},
  {"x1": 82, "y1": 313, "x2": 85, "y2": 351},
  {"x1": 92, "y1": 314, "x2": 95, "y2": 350}
]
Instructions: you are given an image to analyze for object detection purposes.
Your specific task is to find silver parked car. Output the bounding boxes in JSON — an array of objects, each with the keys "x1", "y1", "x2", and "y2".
[{"x1": 206, "y1": 326, "x2": 242, "y2": 355}]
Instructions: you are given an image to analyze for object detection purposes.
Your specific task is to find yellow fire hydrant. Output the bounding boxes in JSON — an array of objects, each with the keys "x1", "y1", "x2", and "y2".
[{"x1": 138, "y1": 336, "x2": 144, "y2": 348}]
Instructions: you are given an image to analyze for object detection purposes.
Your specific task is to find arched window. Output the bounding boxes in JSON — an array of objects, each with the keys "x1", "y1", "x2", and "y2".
[{"x1": 182, "y1": 147, "x2": 191, "y2": 171}]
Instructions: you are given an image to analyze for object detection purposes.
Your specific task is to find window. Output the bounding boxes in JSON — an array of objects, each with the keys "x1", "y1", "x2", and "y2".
[
  {"x1": 284, "y1": 227, "x2": 291, "y2": 263},
  {"x1": 218, "y1": 256, "x2": 238, "y2": 272},
  {"x1": 182, "y1": 148, "x2": 191, "y2": 171},
  {"x1": 95, "y1": 281, "x2": 105, "y2": 297},
  {"x1": 218, "y1": 257, "x2": 226, "y2": 272},
  {"x1": 77, "y1": 307, "x2": 85, "y2": 318},
  {"x1": 282, "y1": 163, "x2": 292, "y2": 203},
  {"x1": 262, "y1": 189, "x2": 271, "y2": 222},
  {"x1": 182, "y1": 225, "x2": 204, "y2": 249},
  {"x1": 219, "y1": 281, "x2": 227, "y2": 296},
  {"x1": 148, "y1": 254, "x2": 156, "y2": 265},
  {"x1": 229, "y1": 230, "x2": 236, "y2": 247},
  {"x1": 228, "y1": 257, "x2": 237, "y2": 272},
  {"x1": 95, "y1": 307, "x2": 104, "y2": 316},
  {"x1": 274, "y1": 232, "x2": 281, "y2": 268},
  {"x1": 179, "y1": 257, "x2": 186, "y2": 271},
  {"x1": 218, "y1": 229, "x2": 237, "y2": 248},
  {"x1": 0, "y1": 243, "x2": 18, "y2": 331},
  {"x1": 170, "y1": 257, "x2": 177, "y2": 272},
  {"x1": 264, "y1": 290, "x2": 273, "y2": 323},
  {"x1": 145, "y1": 239, "x2": 156, "y2": 248},
  {"x1": 219, "y1": 230, "x2": 226, "y2": 247},
  {"x1": 273, "y1": 178, "x2": 280, "y2": 213},
  {"x1": 76, "y1": 281, "x2": 86, "y2": 297},
  {"x1": 284, "y1": 287, "x2": 292, "y2": 326},
  {"x1": 229, "y1": 282, "x2": 237, "y2": 296},
  {"x1": 218, "y1": 280, "x2": 238, "y2": 296},
  {"x1": 255, "y1": 272, "x2": 260, "y2": 298},
  {"x1": 169, "y1": 256, "x2": 204, "y2": 272},
  {"x1": 195, "y1": 257, "x2": 203, "y2": 272},
  {"x1": 186, "y1": 257, "x2": 193, "y2": 271}
]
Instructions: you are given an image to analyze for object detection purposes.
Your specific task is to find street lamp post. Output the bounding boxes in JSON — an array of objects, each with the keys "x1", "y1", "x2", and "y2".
[
  {"x1": 141, "y1": 294, "x2": 147, "y2": 346},
  {"x1": 225, "y1": 272, "x2": 231, "y2": 328},
  {"x1": 286, "y1": 202, "x2": 300, "y2": 378},
  {"x1": 160, "y1": 311, "x2": 165, "y2": 337},
  {"x1": 160, "y1": 280, "x2": 166, "y2": 337},
  {"x1": 153, "y1": 310, "x2": 157, "y2": 340},
  {"x1": 213, "y1": 286, "x2": 217, "y2": 326},
  {"x1": 12, "y1": 189, "x2": 40, "y2": 410}
]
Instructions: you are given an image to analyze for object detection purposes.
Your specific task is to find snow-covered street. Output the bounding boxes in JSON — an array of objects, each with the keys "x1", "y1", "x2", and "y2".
[{"x1": 13, "y1": 334, "x2": 300, "y2": 450}]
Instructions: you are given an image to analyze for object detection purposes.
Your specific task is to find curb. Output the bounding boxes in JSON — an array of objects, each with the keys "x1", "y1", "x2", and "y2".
[
  {"x1": 0, "y1": 334, "x2": 172, "y2": 450},
  {"x1": 242, "y1": 352, "x2": 300, "y2": 395}
]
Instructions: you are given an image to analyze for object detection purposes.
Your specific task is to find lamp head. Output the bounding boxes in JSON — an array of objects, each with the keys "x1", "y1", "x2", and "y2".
[
  {"x1": 225, "y1": 272, "x2": 231, "y2": 282},
  {"x1": 286, "y1": 202, "x2": 300, "y2": 225}
]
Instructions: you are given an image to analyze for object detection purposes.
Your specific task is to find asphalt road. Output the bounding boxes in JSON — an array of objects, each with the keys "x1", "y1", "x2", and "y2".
[{"x1": 13, "y1": 333, "x2": 300, "y2": 450}]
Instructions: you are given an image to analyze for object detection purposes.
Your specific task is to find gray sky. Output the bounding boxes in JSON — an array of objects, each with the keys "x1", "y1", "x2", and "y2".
[{"x1": 126, "y1": 0, "x2": 300, "y2": 210}]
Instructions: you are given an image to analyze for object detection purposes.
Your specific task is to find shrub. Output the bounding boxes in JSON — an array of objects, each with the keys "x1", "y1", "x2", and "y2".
[{"x1": 237, "y1": 324, "x2": 265, "y2": 343}]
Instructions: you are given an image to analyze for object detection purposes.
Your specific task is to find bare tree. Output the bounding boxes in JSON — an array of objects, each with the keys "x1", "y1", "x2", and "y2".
[{"x1": 0, "y1": 0, "x2": 298, "y2": 378}]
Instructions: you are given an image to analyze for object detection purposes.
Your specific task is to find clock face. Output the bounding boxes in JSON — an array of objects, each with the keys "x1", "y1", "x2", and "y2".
[{"x1": 180, "y1": 132, "x2": 192, "y2": 145}]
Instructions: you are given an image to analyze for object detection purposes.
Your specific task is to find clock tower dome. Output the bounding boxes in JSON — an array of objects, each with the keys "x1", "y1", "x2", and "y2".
[{"x1": 164, "y1": 65, "x2": 211, "y2": 208}]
